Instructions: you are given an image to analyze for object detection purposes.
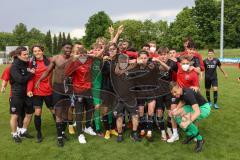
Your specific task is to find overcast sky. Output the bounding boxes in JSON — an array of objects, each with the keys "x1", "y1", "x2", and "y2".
[{"x1": 0, "y1": 0, "x2": 195, "y2": 38}]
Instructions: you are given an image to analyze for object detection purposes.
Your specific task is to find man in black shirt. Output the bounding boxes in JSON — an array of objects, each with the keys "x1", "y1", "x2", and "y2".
[
  {"x1": 203, "y1": 49, "x2": 227, "y2": 109},
  {"x1": 10, "y1": 46, "x2": 35, "y2": 143},
  {"x1": 169, "y1": 82, "x2": 211, "y2": 153}
]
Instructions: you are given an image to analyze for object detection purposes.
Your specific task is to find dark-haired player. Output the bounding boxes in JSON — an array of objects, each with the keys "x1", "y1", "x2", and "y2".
[
  {"x1": 9, "y1": 46, "x2": 35, "y2": 143},
  {"x1": 203, "y1": 49, "x2": 227, "y2": 109},
  {"x1": 35, "y1": 43, "x2": 73, "y2": 147},
  {"x1": 27, "y1": 45, "x2": 55, "y2": 143},
  {"x1": 170, "y1": 82, "x2": 211, "y2": 153},
  {"x1": 152, "y1": 47, "x2": 178, "y2": 141}
]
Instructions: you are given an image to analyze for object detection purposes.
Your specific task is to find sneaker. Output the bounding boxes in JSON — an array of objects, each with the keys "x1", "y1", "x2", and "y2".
[
  {"x1": 161, "y1": 132, "x2": 167, "y2": 141},
  {"x1": 167, "y1": 135, "x2": 179, "y2": 143},
  {"x1": 57, "y1": 138, "x2": 64, "y2": 147},
  {"x1": 214, "y1": 104, "x2": 219, "y2": 109},
  {"x1": 167, "y1": 128, "x2": 173, "y2": 138},
  {"x1": 13, "y1": 135, "x2": 22, "y2": 143},
  {"x1": 130, "y1": 131, "x2": 141, "y2": 142},
  {"x1": 84, "y1": 127, "x2": 97, "y2": 136},
  {"x1": 110, "y1": 129, "x2": 118, "y2": 136},
  {"x1": 19, "y1": 131, "x2": 34, "y2": 139},
  {"x1": 195, "y1": 139, "x2": 204, "y2": 152},
  {"x1": 73, "y1": 121, "x2": 77, "y2": 127},
  {"x1": 37, "y1": 132, "x2": 43, "y2": 143},
  {"x1": 146, "y1": 130, "x2": 153, "y2": 142},
  {"x1": 117, "y1": 134, "x2": 123, "y2": 142},
  {"x1": 96, "y1": 130, "x2": 104, "y2": 137},
  {"x1": 62, "y1": 133, "x2": 69, "y2": 141},
  {"x1": 182, "y1": 136, "x2": 194, "y2": 144},
  {"x1": 104, "y1": 130, "x2": 111, "y2": 139},
  {"x1": 140, "y1": 130, "x2": 145, "y2": 137},
  {"x1": 68, "y1": 125, "x2": 75, "y2": 135},
  {"x1": 208, "y1": 102, "x2": 212, "y2": 107},
  {"x1": 78, "y1": 134, "x2": 87, "y2": 144}
]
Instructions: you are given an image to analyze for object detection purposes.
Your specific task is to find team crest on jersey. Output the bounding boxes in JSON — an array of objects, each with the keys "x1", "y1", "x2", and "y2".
[
  {"x1": 185, "y1": 75, "x2": 190, "y2": 80},
  {"x1": 213, "y1": 60, "x2": 217, "y2": 65}
]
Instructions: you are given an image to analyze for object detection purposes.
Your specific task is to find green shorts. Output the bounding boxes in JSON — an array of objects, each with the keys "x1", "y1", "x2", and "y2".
[{"x1": 183, "y1": 103, "x2": 211, "y2": 121}]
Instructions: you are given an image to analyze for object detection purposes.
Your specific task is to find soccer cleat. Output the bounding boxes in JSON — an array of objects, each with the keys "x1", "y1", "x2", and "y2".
[
  {"x1": 104, "y1": 130, "x2": 111, "y2": 139},
  {"x1": 161, "y1": 132, "x2": 167, "y2": 141},
  {"x1": 78, "y1": 134, "x2": 87, "y2": 144},
  {"x1": 110, "y1": 129, "x2": 118, "y2": 136},
  {"x1": 68, "y1": 125, "x2": 75, "y2": 135},
  {"x1": 195, "y1": 139, "x2": 204, "y2": 152},
  {"x1": 19, "y1": 131, "x2": 34, "y2": 139},
  {"x1": 146, "y1": 130, "x2": 153, "y2": 142},
  {"x1": 37, "y1": 132, "x2": 43, "y2": 143},
  {"x1": 117, "y1": 134, "x2": 124, "y2": 142},
  {"x1": 62, "y1": 133, "x2": 69, "y2": 141},
  {"x1": 140, "y1": 130, "x2": 145, "y2": 137},
  {"x1": 167, "y1": 135, "x2": 179, "y2": 143},
  {"x1": 214, "y1": 104, "x2": 219, "y2": 109},
  {"x1": 57, "y1": 138, "x2": 64, "y2": 147},
  {"x1": 182, "y1": 136, "x2": 195, "y2": 144},
  {"x1": 13, "y1": 135, "x2": 22, "y2": 143},
  {"x1": 130, "y1": 131, "x2": 141, "y2": 142},
  {"x1": 73, "y1": 121, "x2": 77, "y2": 127},
  {"x1": 84, "y1": 127, "x2": 97, "y2": 136}
]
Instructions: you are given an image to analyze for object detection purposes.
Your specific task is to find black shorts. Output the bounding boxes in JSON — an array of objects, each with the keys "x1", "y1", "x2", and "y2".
[
  {"x1": 205, "y1": 78, "x2": 218, "y2": 89},
  {"x1": 114, "y1": 100, "x2": 138, "y2": 117},
  {"x1": 10, "y1": 96, "x2": 34, "y2": 115},
  {"x1": 156, "y1": 94, "x2": 172, "y2": 110},
  {"x1": 137, "y1": 98, "x2": 155, "y2": 106},
  {"x1": 33, "y1": 95, "x2": 53, "y2": 109},
  {"x1": 52, "y1": 92, "x2": 70, "y2": 108}
]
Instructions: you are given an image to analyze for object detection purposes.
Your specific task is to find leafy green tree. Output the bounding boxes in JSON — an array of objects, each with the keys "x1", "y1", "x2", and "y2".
[
  {"x1": 12, "y1": 23, "x2": 28, "y2": 46},
  {"x1": 224, "y1": 0, "x2": 240, "y2": 48},
  {"x1": 67, "y1": 33, "x2": 72, "y2": 43},
  {"x1": 193, "y1": 0, "x2": 219, "y2": 48},
  {"x1": 167, "y1": 7, "x2": 202, "y2": 51},
  {"x1": 0, "y1": 32, "x2": 16, "y2": 50},
  {"x1": 83, "y1": 11, "x2": 112, "y2": 48},
  {"x1": 45, "y1": 30, "x2": 52, "y2": 54},
  {"x1": 62, "y1": 32, "x2": 66, "y2": 45},
  {"x1": 27, "y1": 28, "x2": 45, "y2": 47},
  {"x1": 58, "y1": 32, "x2": 62, "y2": 52},
  {"x1": 113, "y1": 20, "x2": 143, "y2": 49},
  {"x1": 53, "y1": 34, "x2": 58, "y2": 54}
]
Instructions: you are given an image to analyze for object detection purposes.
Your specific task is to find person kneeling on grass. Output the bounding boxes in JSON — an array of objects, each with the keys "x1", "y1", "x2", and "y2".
[{"x1": 169, "y1": 81, "x2": 211, "y2": 153}]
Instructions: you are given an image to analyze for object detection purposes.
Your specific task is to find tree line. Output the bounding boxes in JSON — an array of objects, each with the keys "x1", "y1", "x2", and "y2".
[{"x1": 0, "y1": 0, "x2": 239, "y2": 55}]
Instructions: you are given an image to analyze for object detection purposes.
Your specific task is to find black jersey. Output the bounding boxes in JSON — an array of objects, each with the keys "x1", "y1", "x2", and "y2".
[
  {"x1": 158, "y1": 59, "x2": 178, "y2": 81},
  {"x1": 203, "y1": 58, "x2": 221, "y2": 79},
  {"x1": 180, "y1": 88, "x2": 207, "y2": 106}
]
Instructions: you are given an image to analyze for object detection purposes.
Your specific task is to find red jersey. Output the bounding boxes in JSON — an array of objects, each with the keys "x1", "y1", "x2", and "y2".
[
  {"x1": 121, "y1": 50, "x2": 138, "y2": 59},
  {"x1": 1, "y1": 65, "x2": 12, "y2": 96},
  {"x1": 177, "y1": 63, "x2": 199, "y2": 88},
  {"x1": 178, "y1": 51, "x2": 204, "y2": 71},
  {"x1": 27, "y1": 59, "x2": 52, "y2": 96},
  {"x1": 65, "y1": 58, "x2": 93, "y2": 94},
  {"x1": 149, "y1": 52, "x2": 159, "y2": 58}
]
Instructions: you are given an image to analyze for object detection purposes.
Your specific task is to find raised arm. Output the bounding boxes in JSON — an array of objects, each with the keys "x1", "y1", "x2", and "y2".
[{"x1": 111, "y1": 25, "x2": 124, "y2": 44}]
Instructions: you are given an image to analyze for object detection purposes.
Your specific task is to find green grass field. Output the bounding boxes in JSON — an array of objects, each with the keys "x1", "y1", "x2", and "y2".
[{"x1": 0, "y1": 63, "x2": 240, "y2": 160}]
